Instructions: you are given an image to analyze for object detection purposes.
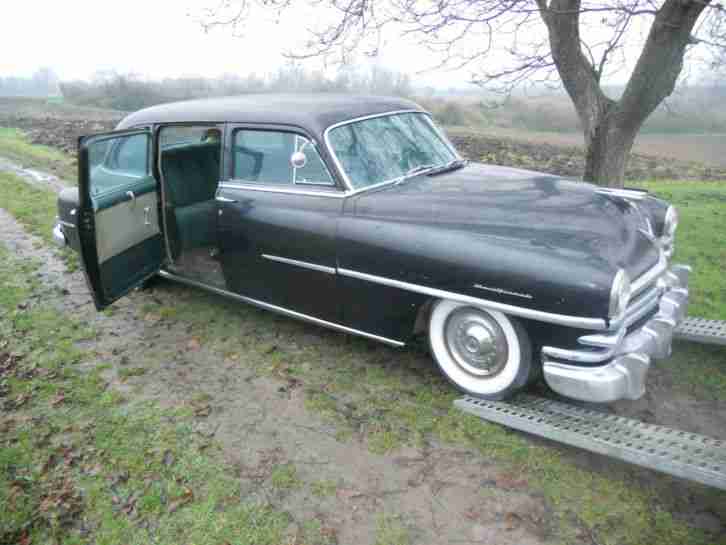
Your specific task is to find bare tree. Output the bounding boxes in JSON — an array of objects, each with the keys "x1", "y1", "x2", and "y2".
[{"x1": 199, "y1": 0, "x2": 725, "y2": 186}]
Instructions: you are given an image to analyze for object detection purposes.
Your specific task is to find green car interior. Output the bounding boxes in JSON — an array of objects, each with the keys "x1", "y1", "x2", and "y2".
[{"x1": 160, "y1": 140, "x2": 221, "y2": 258}]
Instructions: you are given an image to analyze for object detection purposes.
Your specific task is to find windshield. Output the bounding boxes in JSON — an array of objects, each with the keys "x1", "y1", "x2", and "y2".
[{"x1": 327, "y1": 112, "x2": 457, "y2": 190}]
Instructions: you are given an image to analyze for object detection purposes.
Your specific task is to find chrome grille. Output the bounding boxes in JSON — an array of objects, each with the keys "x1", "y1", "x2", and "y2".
[{"x1": 613, "y1": 254, "x2": 668, "y2": 330}]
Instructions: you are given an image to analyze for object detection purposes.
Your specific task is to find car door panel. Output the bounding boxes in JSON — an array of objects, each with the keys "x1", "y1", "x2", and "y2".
[
  {"x1": 78, "y1": 129, "x2": 163, "y2": 309},
  {"x1": 95, "y1": 182, "x2": 159, "y2": 263},
  {"x1": 217, "y1": 186, "x2": 342, "y2": 322}
]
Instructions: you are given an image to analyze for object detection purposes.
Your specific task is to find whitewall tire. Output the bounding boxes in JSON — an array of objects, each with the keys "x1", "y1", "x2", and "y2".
[{"x1": 428, "y1": 300, "x2": 533, "y2": 400}]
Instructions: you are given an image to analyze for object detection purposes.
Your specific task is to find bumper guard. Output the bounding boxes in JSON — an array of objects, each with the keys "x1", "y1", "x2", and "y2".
[{"x1": 542, "y1": 264, "x2": 690, "y2": 403}]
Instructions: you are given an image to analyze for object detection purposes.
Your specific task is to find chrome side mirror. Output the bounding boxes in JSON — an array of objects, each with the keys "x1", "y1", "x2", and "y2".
[{"x1": 290, "y1": 151, "x2": 307, "y2": 169}]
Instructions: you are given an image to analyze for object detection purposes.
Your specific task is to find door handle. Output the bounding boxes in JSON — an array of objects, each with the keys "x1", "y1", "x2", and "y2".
[
  {"x1": 215, "y1": 196, "x2": 237, "y2": 203},
  {"x1": 126, "y1": 190, "x2": 136, "y2": 206},
  {"x1": 143, "y1": 206, "x2": 151, "y2": 225}
]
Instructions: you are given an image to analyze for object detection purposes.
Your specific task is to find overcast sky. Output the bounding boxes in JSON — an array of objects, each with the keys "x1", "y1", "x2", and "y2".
[
  {"x1": 1, "y1": 0, "x2": 469, "y2": 86},
  {"x1": 2, "y1": 0, "x2": 715, "y2": 89}
]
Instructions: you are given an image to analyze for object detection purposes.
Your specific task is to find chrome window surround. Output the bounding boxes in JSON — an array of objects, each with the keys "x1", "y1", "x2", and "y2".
[
  {"x1": 222, "y1": 111, "x2": 461, "y2": 199},
  {"x1": 157, "y1": 269, "x2": 405, "y2": 347},
  {"x1": 323, "y1": 110, "x2": 462, "y2": 194},
  {"x1": 292, "y1": 134, "x2": 336, "y2": 187},
  {"x1": 262, "y1": 253, "x2": 336, "y2": 275},
  {"x1": 230, "y1": 129, "x2": 338, "y2": 190}
]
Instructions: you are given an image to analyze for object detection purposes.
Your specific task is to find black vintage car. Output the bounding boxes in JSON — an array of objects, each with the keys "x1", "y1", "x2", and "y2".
[{"x1": 53, "y1": 94, "x2": 689, "y2": 403}]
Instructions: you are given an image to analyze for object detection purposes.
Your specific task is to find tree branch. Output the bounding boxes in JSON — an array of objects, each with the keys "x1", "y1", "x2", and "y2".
[
  {"x1": 618, "y1": 0, "x2": 712, "y2": 129},
  {"x1": 538, "y1": 0, "x2": 613, "y2": 140}
]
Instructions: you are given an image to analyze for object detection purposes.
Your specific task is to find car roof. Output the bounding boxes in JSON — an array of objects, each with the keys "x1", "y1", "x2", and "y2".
[{"x1": 116, "y1": 94, "x2": 425, "y2": 140}]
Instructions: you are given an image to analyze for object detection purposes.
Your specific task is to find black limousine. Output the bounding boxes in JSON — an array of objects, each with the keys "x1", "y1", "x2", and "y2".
[{"x1": 53, "y1": 94, "x2": 689, "y2": 403}]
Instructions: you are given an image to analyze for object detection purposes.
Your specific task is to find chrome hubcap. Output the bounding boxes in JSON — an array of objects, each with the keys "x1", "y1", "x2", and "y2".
[{"x1": 444, "y1": 308, "x2": 508, "y2": 377}]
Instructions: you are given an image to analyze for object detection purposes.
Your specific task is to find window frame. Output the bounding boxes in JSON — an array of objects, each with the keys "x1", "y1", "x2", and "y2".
[
  {"x1": 107, "y1": 132, "x2": 151, "y2": 175},
  {"x1": 323, "y1": 110, "x2": 462, "y2": 194},
  {"x1": 225, "y1": 123, "x2": 343, "y2": 194},
  {"x1": 89, "y1": 132, "x2": 153, "y2": 197}
]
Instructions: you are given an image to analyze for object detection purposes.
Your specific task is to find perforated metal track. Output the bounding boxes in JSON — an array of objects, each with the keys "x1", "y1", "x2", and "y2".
[
  {"x1": 675, "y1": 317, "x2": 726, "y2": 346},
  {"x1": 455, "y1": 395, "x2": 726, "y2": 490}
]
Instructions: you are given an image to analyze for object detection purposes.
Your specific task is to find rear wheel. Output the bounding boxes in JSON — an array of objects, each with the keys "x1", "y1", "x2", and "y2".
[{"x1": 428, "y1": 300, "x2": 534, "y2": 400}]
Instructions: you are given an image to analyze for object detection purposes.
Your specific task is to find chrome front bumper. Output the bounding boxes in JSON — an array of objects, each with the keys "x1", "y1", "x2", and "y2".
[{"x1": 542, "y1": 264, "x2": 690, "y2": 403}]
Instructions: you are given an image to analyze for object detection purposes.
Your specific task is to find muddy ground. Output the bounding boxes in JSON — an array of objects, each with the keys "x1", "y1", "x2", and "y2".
[
  {"x1": 0, "y1": 163, "x2": 552, "y2": 544},
  {"x1": 2, "y1": 154, "x2": 725, "y2": 542},
  {"x1": 2, "y1": 99, "x2": 726, "y2": 181}
]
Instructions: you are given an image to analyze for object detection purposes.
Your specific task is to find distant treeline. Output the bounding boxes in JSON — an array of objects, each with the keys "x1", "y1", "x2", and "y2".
[
  {"x1": 420, "y1": 85, "x2": 726, "y2": 134},
  {"x1": 59, "y1": 66, "x2": 413, "y2": 112},
  {"x1": 55, "y1": 66, "x2": 726, "y2": 134},
  {"x1": 0, "y1": 68, "x2": 60, "y2": 98}
]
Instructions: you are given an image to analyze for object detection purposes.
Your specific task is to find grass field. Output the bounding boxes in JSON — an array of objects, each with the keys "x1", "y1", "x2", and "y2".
[
  {"x1": 0, "y1": 127, "x2": 76, "y2": 181},
  {"x1": 1, "y1": 128, "x2": 725, "y2": 544}
]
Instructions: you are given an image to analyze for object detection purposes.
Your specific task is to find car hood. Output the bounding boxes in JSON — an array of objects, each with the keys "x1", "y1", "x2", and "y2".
[{"x1": 348, "y1": 162, "x2": 659, "y2": 280}]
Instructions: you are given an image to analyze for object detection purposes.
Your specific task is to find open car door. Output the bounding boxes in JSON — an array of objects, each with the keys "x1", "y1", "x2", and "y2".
[{"x1": 77, "y1": 129, "x2": 163, "y2": 309}]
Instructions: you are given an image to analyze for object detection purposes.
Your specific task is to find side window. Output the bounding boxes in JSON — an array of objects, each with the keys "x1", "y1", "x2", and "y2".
[
  {"x1": 88, "y1": 133, "x2": 151, "y2": 196},
  {"x1": 108, "y1": 133, "x2": 149, "y2": 175},
  {"x1": 233, "y1": 129, "x2": 334, "y2": 186}
]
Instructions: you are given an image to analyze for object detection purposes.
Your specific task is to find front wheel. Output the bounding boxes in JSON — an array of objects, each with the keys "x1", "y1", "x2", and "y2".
[{"x1": 428, "y1": 300, "x2": 534, "y2": 400}]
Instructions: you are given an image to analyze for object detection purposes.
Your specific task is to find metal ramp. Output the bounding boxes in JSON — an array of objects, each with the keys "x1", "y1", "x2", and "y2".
[
  {"x1": 675, "y1": 317, "x2": 726, "y2": 346},
  {"x1": 454, "y1": 395, "x2": 726, "y2": 490}
]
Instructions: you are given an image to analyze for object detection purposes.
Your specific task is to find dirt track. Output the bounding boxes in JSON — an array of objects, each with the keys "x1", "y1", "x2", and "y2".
[{"x1": 0, "y1": 161, "x2": 551, "y2": 544}]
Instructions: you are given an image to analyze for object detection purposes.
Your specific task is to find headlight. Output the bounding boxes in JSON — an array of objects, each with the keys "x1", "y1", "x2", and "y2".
[
  {"x1": 609, "y1": 269, "x2": 631, "y2": 319},
  {"x1": 663, "y1": 205, "x2": 679, "y2": 239}
]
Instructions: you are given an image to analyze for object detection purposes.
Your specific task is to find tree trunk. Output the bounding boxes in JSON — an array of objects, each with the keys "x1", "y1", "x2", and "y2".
[
  {"x1": 583, "y1": 115, "x2": 638, "y2": 187},
  {"x1": 537, "y1": 0, "x2": 711, "y2": 188}
]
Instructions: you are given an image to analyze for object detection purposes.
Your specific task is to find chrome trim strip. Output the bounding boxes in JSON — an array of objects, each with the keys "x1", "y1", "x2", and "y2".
[
  {"x1": 219, "y1": 181, "x2": 347, "y2": 198},
  {"x1": 262, "y1": 254, "x2": 337, "y2": 275},
  {"x1": 157, "y1": 270, "x2": 405, "y2": 347},
  {"x1": 323, "y1": 110, "x2": 462, "y2": 195},
  {"x1": 337, "y1": 267, "x2": 607, "y2": 330},
  {"x1": 542, "y1": 343, "x2": 616, "y2": 364},
  {"x1": 294, "y1": 179, "x2": 337, "y2": 187},
  {"x1": 596, "y1": 187, "x2": 649, "y2": 200},
  {"x1": 631, "y1": 252, "x2": 668, "y2": 296},
  {"x1": 623, "y1": 287, "x2": 661, "y2": 327}
]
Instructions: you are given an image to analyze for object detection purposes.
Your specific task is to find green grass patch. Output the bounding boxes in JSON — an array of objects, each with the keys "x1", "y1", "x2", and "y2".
[
  {"x1": 0, "y1": 246, "x2": 289, "y2": 544},
  {"x1": 118, "y1": 366, "x2": 147, "y2": 379},
  {"x1": 635, "y1": 181, "x2": 726, "y2": 320},
  {"x1": 0, "y1": 126, "x2": 76, "y2": 181},
  {"x1": 375, "y1": 514, "x2": 411, "y2": 545},
  {"x1": 0, "y1": 171, "x2": 78, "y2": 271},
  {"x1": 270, "y1": 463, "x2": 301, "y2": 491},
  {"x1": 310, "y1": 479, "x2": 337, "y2": 498}
]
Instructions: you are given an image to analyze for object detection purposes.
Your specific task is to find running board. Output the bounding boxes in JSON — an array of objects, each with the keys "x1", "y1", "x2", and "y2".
[
  {"x1": 454, "y1": 395, "x2": 726, "y2": 491},
  {"x1": 675, "y1": 317, "x2": 726, "y2": 346}
]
